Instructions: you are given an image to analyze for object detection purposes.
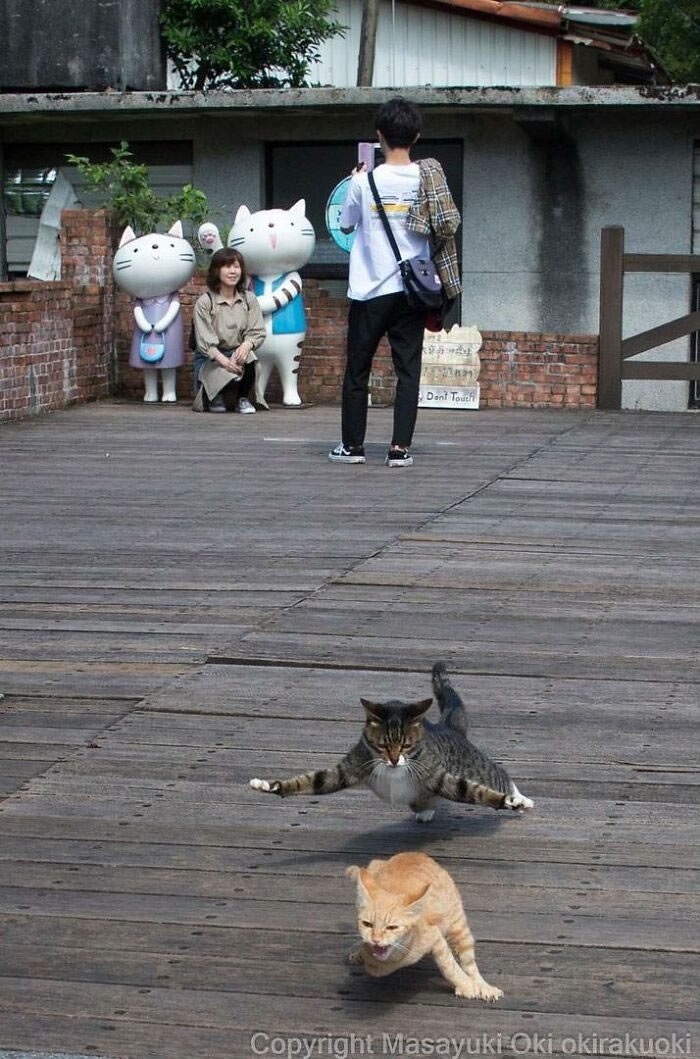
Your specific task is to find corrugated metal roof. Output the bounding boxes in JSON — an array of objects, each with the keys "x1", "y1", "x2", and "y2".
[{"x1": 403, "y1": 0, "x2": 667, "y2": 82}]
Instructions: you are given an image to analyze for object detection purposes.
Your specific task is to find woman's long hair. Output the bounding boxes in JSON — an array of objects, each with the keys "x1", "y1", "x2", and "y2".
[{"x1": 207, "y1": 248, "x2": 248, "y2": 294}]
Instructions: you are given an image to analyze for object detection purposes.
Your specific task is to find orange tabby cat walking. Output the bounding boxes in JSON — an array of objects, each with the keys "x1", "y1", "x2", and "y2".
[{"x1": 346, "y1": 851, "x2": 503, "y2": 1002}]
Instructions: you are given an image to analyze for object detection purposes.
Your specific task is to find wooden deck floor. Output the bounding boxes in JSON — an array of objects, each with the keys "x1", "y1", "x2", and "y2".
[{"x1": 0, "y1": 401, "x2": 698, "y2": 1059}]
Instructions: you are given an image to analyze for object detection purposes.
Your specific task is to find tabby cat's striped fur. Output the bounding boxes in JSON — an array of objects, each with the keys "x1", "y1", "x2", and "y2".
[
  {"x1": 347, "y1": 852, "x2": 503, "y2": 1001},
  {"x1": 250, "y1": 662, "x2": 533, "y2": 819}
]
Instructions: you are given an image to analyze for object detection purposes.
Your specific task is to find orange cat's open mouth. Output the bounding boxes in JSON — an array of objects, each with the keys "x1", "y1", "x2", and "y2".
[{"x1": 372, "y1": 944, "x2": 391, "y2": 960}]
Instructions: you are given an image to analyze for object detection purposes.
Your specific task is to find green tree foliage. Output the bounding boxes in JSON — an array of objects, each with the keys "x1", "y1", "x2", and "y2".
[
  {"x1": 160, "y1": 0, "x2": 345, "y2": 91},
  {"x1": 65, "y1": 143, "x2": 209, "y2": 235},
  {"x1": 635, "y1": 0, "x2": 700, "y2": 84}
]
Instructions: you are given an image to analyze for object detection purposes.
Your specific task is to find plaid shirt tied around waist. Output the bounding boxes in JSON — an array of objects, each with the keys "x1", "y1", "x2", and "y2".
[{"x1": 405, "y1": 157, "x2": 462, "y2": 300}]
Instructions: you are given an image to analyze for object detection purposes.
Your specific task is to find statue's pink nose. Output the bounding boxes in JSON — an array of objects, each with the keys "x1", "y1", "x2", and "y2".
[{"x1": 268, "y1": 233, "x2": 277, "y2": 249}]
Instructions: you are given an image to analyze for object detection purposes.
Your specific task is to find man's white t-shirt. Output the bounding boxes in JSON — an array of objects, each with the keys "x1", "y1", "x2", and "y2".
[{"x1": 340, "y1": 163, "x2": 429, "y2": 301}]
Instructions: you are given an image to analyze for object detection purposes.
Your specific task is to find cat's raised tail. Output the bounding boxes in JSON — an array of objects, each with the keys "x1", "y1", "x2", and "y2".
[
  {"x1": 432, "y1": 661, "x2": 469, "y2": 736},
  {"x1": 432, "y1": 661, "x2": 535, "y2": 812}
]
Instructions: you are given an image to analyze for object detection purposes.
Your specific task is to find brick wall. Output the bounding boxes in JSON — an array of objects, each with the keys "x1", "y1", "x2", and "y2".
[
  {"x1": 0, "y1": 210, "x2": 113, "y2": 424},
  {"x1": 1, "y1": 208, "x2": 599, "y2": 422},
  {"x1": 301, "y1": 284, "x2": 598, "y2": 410},
  {"x1": 479, "y1": 331, "x2": 598, "y2": 409}
]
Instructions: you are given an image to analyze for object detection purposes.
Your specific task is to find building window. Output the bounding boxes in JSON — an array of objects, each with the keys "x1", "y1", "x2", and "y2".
[{"x1": 3, "y1": 141, "x2": 193, "y2": 275}]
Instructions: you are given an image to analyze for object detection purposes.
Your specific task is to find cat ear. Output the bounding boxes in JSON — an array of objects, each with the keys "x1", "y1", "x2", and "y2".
[
  {"x1": 356, "y1": 868, "x2": 378, "y2": 901},
  {"x1": 289, "y1": 199, "x2": 306, "y2": 218},
  {"x1": 235, "y1": 205, "x2": 251, "y2": 225},
  {"x1": 168, "y1": 221, "x2": 183, "y2": 238},
  {"x1": 118, "y1": 226, "x2": 136, "y2": 248},
  {"x1": 361, "y1": 698, "x2": 385, "y2": 720},
  {"x1": 403, "y1": 881, "x2": 431, "y2": 911},
  {"x1": 406, "y1": 698, "x2": 433, "y2": 720},
  {"x1": 345, "y1": 865, "x2": 360, "y2": 882}
]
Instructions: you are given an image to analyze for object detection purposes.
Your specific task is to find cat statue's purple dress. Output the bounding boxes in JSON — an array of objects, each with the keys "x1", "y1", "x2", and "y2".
[
  {"x1": 128, "y1": 295, "x2": 186, "y2": 370},
  {"x1": 113, "y1": 221, "x2": 197, "y2": 403}
]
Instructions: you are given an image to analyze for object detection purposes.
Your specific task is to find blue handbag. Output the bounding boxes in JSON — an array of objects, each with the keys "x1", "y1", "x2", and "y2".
[{"x1": 139, "y1": 329, "x2": 166, "y2": 364}]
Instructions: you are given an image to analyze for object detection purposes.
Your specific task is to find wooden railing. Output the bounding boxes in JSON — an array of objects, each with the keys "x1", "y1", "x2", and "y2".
[{"x1": 598, "y1": 226, "x2": 700, "y2": 409}]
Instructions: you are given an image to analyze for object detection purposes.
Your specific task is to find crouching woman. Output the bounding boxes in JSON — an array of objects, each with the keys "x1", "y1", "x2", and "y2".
[{"x1": 192, "y1": 248, "x2": 266, "y2": 413}]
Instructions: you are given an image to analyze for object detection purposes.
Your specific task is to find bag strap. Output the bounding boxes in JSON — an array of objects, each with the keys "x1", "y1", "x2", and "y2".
[{"x1": 368, "y1": 171, "x2": 404, "y2": 267}]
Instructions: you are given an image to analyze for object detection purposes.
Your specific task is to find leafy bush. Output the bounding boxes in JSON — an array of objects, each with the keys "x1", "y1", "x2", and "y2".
[{"x1": 65, "y1": 142, "x2": 209, "y2": 235}]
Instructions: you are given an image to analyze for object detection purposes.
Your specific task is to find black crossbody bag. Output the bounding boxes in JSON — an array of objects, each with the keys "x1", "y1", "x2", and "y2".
[{"x1": 367, "y1": 170, "x2": 443, "y2": 312}]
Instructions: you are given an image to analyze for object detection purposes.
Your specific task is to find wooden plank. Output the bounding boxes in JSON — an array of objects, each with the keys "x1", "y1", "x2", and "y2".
[
  {"x1": 624, "y1": 252, "x2": 700, "y2": 272},
  {"x1": 0, "y1": 977, "x2": 698, "y2": 1046},
  {"x1": 2, "y1": 944, "x2": 700, "y2": 1020},
  {"x1": 0, "y1": 811, "x2": 696, "y2": 869},
  {"x1": 621, "y1": 308, "x2": 700, "y2": 359},
  {"x1": 0, "y1": 863, "x2": 697, "y2": 926},
  {"x1": 3, "y1": 915, "x2": 699, "y2": 984},
  {"x1": 1, "y1": 405, "x2": 700, "y2": 1058},
  {"x1": 215, "y1": 632, "x2": 698, "y2": 681},
  {"x1": 623, "y1": 361, "x2": 700, "y2": 380},
  {"x1": 0, "y1": 660, "x2": 189, "y2": 698},
  {"x1": 76, "y1": 752, "x2": 700, "y2": 791},
  {"x1": 598, "y1": 226, "x2": 624, "y2": 409},
  {"x1": 1, "y1": 837, "x2": 697, "y2": 893},
  {"x1": 0, "y1": 812, "x2": 697, "y2": 870}
]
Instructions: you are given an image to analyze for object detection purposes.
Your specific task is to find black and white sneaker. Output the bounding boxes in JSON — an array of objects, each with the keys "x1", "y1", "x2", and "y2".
[
  {"x1": 328, "y1": 443, "x2": 366, "y2": 464},
  {"x1": 385, "y1": 447, "x2": 413, "y2": 467}
]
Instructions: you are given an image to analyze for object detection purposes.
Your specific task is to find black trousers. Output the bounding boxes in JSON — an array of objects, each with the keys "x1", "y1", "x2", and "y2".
[
  {"x1": 220, "y1": 361, "x2": 254, "y2": 403},
  {"x1": 341, "y1": 293, "x2": 425, "y2": 449}
]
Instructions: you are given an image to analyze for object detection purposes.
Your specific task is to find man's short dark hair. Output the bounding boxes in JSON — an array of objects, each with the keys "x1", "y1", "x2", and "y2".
[{"x1": 375, "y1": 97, "x2": 422, "y2": 149}]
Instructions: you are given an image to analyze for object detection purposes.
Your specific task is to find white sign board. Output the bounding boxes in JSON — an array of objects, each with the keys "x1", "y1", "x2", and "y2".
[
  {"x1": 418, "y1": 324, "x2": 482, "y2": 410},
  {"x1": 418, "y1": 384, "x2": 480, "y2": 409}
]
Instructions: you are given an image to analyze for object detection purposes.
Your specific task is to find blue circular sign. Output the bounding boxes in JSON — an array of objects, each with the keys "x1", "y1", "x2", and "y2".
[{"x1": 325, "y1": 176, "x2": 355, "y2": 253}]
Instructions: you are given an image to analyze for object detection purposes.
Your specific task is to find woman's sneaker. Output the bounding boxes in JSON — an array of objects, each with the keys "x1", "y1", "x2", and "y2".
[
  {"x1": 385, "y1": 447, "x2": 413, "y2": 467},
  {"x1": 235, "y1": 398, "x2": 256, "y2": 414},
  {"x1": 328, "y1": 443, "x2": 366, "y2": 464}
]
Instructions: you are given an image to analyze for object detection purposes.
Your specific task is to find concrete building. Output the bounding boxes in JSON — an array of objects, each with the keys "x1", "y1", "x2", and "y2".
[{"x1": 1, "y1": 0, "x2": 698, "y2": 409}]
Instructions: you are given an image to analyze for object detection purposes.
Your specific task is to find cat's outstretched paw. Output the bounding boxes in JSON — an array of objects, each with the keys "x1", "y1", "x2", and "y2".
[
  {"x1": 504, "y1": 784, "x2": 534, "y2": 811},
  {"x1": 414, "y1": 808, "x2": 435, "y2": 822},
  {"x1": 249, "y1": 778, "x2": 283, "y2": 796},
  {"x1": 348, "y1": 946, "x2": 365, "y2": 965}
]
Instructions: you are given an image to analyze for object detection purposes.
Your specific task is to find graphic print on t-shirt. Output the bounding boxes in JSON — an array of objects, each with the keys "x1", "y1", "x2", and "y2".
[{"x1": 340, "y1": 163, "x2": 429, "y2": 302}]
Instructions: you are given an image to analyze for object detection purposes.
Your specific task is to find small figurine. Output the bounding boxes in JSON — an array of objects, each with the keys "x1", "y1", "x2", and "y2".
[
  {"x1": 113, "y1": 222, "x2": 197, "y2": 403},
  {"x1": 197, "y1": 222, "x2": 223, "y2": 260},
  {"x1": 228, "y1": 200, "x2": 315, "y2": 407}
]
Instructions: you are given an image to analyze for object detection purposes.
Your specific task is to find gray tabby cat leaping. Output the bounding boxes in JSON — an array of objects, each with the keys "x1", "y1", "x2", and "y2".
[{"x1": 249, "y1": 662, "x2": 534, "y2": 821}]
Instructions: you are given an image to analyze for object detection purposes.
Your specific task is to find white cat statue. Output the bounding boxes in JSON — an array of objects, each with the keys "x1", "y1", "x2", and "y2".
[
  {"x1": 113, "y1": 222, "x2": 197, "y2": 403},
  {"x1": 228, "y1": 200, "x2": 315, "y2": 407}
]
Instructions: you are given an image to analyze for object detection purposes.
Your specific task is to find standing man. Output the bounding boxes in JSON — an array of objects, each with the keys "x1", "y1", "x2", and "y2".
[{"x1": 328, "y1": 97, "x2": 458, "y2": 468}]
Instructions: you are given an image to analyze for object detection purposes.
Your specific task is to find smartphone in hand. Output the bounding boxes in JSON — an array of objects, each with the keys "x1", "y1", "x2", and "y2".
[{"x1": 357, "y1": 142, "x2": 381, "y2": 172}]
